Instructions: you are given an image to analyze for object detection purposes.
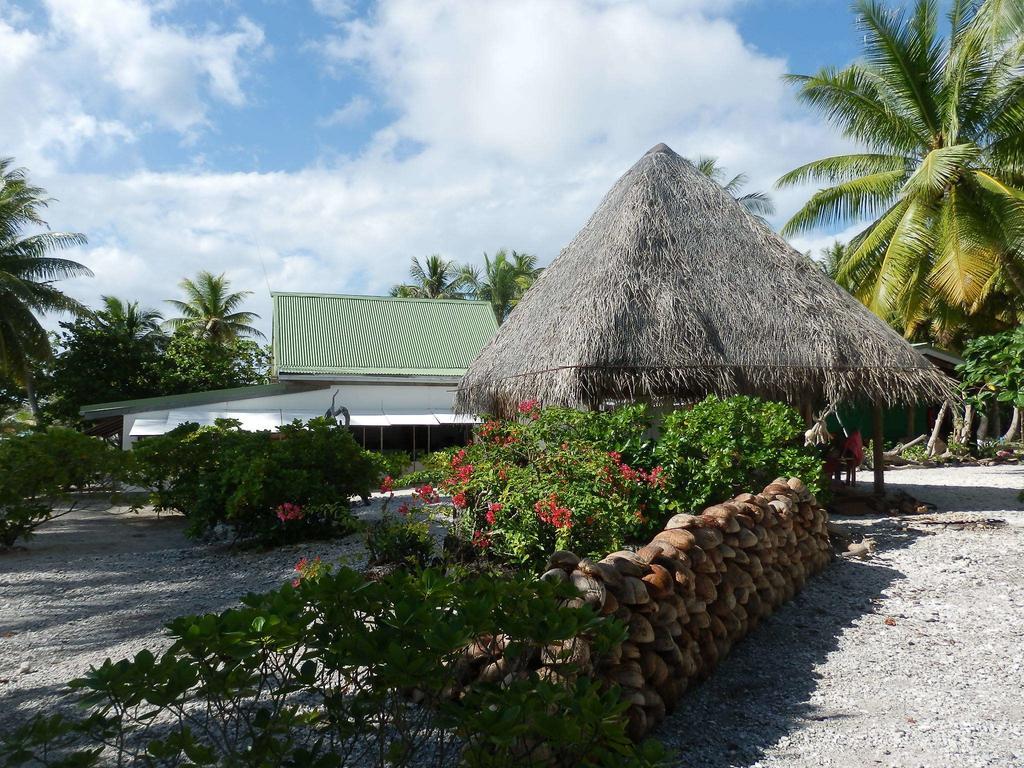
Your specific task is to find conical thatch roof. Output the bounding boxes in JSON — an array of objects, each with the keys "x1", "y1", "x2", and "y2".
[{"x1": 457, "y1": 143, "x2": 955, "y2": 416}]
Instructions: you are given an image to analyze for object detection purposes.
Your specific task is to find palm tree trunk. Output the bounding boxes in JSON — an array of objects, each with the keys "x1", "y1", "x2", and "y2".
[
  {"x1": 1003, "y1": 260, "x2": 1024, "y2": 298},
  {"x1": 977, "y1": 407, "x2": 989, "y2": 443},
  {"x1": 23, "y1": 368, "x2": 41, "y2": 423},
  {"x1": 1003, "y1": 406, "x2": 1021, "y2": 442},
  {"x1": 927, "y1": 401, "x2": 949, "y2": 457}
]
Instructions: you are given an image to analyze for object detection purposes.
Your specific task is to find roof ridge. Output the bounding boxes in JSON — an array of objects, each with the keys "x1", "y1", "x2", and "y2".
[{"x1": 271, "y1": 291, "x2": 493, "y2": 306}]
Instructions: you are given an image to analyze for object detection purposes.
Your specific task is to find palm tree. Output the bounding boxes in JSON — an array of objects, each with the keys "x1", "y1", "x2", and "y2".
[
  {"x1": 389, "y1": 254, "x2": 464, "y2": 299},
  {"x1": 95, "y1": 296, "x2": 164, "y2": 341},
  {"x1": 777, "y1": 0, "x2": 1024, "y2": 337},
  {"x1": 818, "y1": 241, "x2": 853, "y2": 288},
  {"x1": 692, "y1": 156, "x2": 776, "y2": 217},
  {"x1": 165, "y1": 271, "x2": 263, "y2": 343},
  {"x1": 0, "y1": 159, "x2": 91, "y2": 417},
  {"x1": 459, "y1": 249, "x2": 542, "y2": 322}
]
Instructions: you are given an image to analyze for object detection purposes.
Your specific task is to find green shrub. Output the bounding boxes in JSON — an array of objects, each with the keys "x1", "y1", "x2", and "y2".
[
  {"x1": 379, "y1": 449, "x2": 413, "y2": 479},
  {"x1": 0, "y1": 567, "x2": 667, "y2": 768},
  {"x1": 439, "y1": 403, "x2": 661, "y2": 567},
  {"x1": 366, "y1": 513, "x2": 435, "y2": 567},
  {"x1": 397, "y1": 450, "x2": 454, "y2": 488},
  {"x1": 0, "y1": 429, "x2": 123, "y2": 546},
  {"x1": 126, "y1": 417, "x2": 380, "y2": 545},
  {"x1": 653, "y1": 395, "x2": 823, "y2": 513}
]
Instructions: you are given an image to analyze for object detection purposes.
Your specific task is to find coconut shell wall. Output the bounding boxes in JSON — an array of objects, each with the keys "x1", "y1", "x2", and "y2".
[{"x1": 461, "y1": 476, "x2": 832, "y2": 741}]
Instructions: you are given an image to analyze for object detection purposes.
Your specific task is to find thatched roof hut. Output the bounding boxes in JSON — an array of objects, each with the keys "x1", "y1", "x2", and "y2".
[{"x1": 457, "y1": 143, "x2": 955, "y2": 417}]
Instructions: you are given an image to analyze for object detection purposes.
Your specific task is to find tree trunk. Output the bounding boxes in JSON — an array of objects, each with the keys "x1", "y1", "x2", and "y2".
[
  {"x1": 872, "y1": 404, "x2": 885, "y2": 495},
  {"x1": 993, "y1": 404, "x2": 1003, "y2": 438},
  {"x1": 905, "y1": 407, "x2": 916, "y2": 441},
  {"x1": 960, "y1": 403, "x2": 974, "y2": 444},
  {"x1": 23, "y1": 369, "x2": 41, "y2": 423},
  {"x1": 1002, "y1": 259, "x2": 1024, "y2": 299},
  {"x1": 977, "y1": 408, "x2": 989, "y2": 443},
  {"x1": 1003, "y1": 406, "x2": 1021, "y2": 443},
  {"x1": 927, "y1": 401, "x2": 949, "y2": 456}
]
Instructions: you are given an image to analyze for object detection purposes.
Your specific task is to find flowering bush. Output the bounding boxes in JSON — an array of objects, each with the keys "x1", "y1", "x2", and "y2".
[
  {"x1": 440, "y1": 404, "x2": 663, "y2": 566},
  {"x1": 126, "y1": 417, "x2": 379, "y2": 545}
]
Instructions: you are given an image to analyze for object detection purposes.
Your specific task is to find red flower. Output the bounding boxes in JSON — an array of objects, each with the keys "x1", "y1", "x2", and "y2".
[
  {"x1": 452, "y1": 491, "x2": 468, "y2": 508},
  {"x1": 294, "y1": 557, "x2": 308, "y2": 572},
  {"x1": 607, "y1": 451, "x2": 622, "y2": 464},
  {"x1": 379, "y1": 475, "x2": 394, "y2": 494},
  {"x1": 396, "y1": 502, "x2": 411, "y2": 517},
  {"x1": 454, "y1": 463, "x2": 474, "y2": 483},
  {"x1": 647, "y1": 466, "x2": 666, "y2": 488},
  {"x1": 415, "y1": 484, "x2": 440, "y2": 504},
  {"x1": 471, "y1": 530, "x2": 492, "y2": 549},
  {"x1": 276, "y1": 503, "x2": 304, "y2": 522},
  {"x1": 451, "y1": 449, "x2": 467, "y2": 468},
  {"x1": 534, "y1": 494, "x2": 572, "y2": 529},
  {"x1": 485, "y1": 502, "x2": 502, "y2": 525}
]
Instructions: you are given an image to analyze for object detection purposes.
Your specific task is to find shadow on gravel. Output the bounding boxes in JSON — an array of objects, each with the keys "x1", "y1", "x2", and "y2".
[{"x1": 654, "y1": 528, "x2": 926, "y2": 767}]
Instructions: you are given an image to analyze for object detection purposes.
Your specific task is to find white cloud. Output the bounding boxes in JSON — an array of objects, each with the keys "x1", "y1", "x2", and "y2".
[
  {"x1": 317, "y1": 95, "x2": 373, "y2": 127},
  {"x1": 311, "y1": 0, "x2": 353, "y2": 21},
  {"x1": 0, "y1": 1, "x2": 265, "y2": 172},
  {"x1": 17, "y1": 0, "x2": 852, "y2": 338}
]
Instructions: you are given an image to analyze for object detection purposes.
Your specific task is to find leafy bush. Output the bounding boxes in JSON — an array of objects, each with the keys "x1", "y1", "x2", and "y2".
[
  {"x1": 653, "y1": 395, "x2": 823, "y2": 513},
  {"x1": 1, "y1": 567, "x2": 667, "y2": 768},
  {"x1": 0, "y1": 429, "x2": 123, "y2": 546},
  {"x1": 397, "y1": 450, "x2": 454, "y2": 488},
  {"x1": 366, "y1": 513, "x2": 435, "y2": 567},
  {"x1": 126, "y1": 417, "x2": 380, "y2": 545},
  {"x1": 439, "y1": 403, "x2": 661, "y2": 567},
  {"x1": 379, "y1": 449, "x2": 413, "y2": 480}
]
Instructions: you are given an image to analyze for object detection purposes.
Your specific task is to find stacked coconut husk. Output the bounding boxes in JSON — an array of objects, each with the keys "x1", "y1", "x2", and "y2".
[{"x1": 534, "y1": 476, "x2": 831, "y2": 739}]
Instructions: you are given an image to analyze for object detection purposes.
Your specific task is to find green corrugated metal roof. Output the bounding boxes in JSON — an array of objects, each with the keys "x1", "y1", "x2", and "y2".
[
  {"x1": 271, "y1": 293, "x2": 499, "y2": 377},
  {"x1": 80, "y1": 383, "x2": 304, "y2": 418}
]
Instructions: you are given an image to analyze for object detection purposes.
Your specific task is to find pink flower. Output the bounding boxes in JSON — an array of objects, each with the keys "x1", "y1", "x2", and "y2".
[
  {"x1": 379, "y1": 475, "x2": 394, "y2": 494},
  {"x1": 276, "y1": 503, "x2": 304, "y2": 522},
  {"x1": 517, "y1": 399, "x2": 541, "y2": 419}
]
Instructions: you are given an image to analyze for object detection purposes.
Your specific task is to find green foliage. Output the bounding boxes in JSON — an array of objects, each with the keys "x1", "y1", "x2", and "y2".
[
  {"x1": 156, "y1": 331, "x2": 271, "y2": 395},
  {"x1": 0, "y1": 429, "x2": 122, "y2": 546},
  {"x1": 778, "y1": 0, "x2": 1024, "y2": 338},
  {"x1": 653, "y1": 396, "x2": 823, "y2": 515},
  {"x1": 0, "y1": 158, "x2": 90, "y2": 378},
  {"x1": 164, "y1": 270, "x2": 263, "y2": 342},
  {"x1": 0, "y1": 567, "x2": 667, "y2": 768},
  {"x1": 398, "y1": 450, "x2": 458, "y2": 488},
  {"x1": 41, "y1": 319, "x2": 270, "y2": 425},
  {"x1": 958, "y1": 326, "x2": 1024, "y2": 409},
  {"x1": 439, "y1": 403, "x2": 661, "y2": 567},
  {"x1": 125, "y1": 417, "x2": 379, "y2": 545},
  {"x1": 378, "y1": 450, "x2": 413, "y2": 480},
  {"x1": 366, "y1": 513, "x2": 435, "y2": 567}
]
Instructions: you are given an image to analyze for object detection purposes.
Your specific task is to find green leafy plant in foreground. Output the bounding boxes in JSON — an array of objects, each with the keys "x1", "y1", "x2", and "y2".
[{"x1": 1, "y1": 567, "x2": 668, "y2": 768}]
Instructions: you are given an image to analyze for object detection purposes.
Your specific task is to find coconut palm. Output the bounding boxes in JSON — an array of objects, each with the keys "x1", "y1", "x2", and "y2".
[
  {"x1": 778, "y1": 0, "x2": 1024, "y2": 337},
  {"x1": 459, "y1": 250, "x2": 542, "y2": 322},
  {"x1": 165, "y1": 271, "x2": 263, "y2": 342},
  {"x1": 96, "y1": 296, "x2": 164, "y2": 341},
  {"x1": 390, "y1": 254, "x2": 464, "y2": 299},
  {"x1": 0, "y1": 159, "x2": 91, "y2": 416},
  {"x1": 692, "y1": 156, "x2": 776, "y2": 217}
]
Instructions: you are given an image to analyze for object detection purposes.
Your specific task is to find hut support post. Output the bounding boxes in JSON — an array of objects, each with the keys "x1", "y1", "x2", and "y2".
[{"x1": 872, "y1": 404, "x2": 885, "y2": 495}]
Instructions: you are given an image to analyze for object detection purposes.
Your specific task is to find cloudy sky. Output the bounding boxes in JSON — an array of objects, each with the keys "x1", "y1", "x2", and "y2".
[{"x1": 2, "y1": 0, "x2": 869, "y2": 336}]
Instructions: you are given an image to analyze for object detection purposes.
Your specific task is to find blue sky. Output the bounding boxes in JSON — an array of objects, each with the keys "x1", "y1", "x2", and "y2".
[{"x1": 0, "y1": 0, "x2": 887, "y2": 334}]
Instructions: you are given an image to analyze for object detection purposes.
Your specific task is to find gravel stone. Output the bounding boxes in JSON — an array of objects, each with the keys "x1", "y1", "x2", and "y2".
[{"x1": 2, "y1": 467, "x2": 1022, "y2": 767}]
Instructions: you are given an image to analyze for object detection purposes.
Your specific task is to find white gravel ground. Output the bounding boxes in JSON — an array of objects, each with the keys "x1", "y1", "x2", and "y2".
[{"x1": 2, "y1": 466, "x2": 1023, "y2": 767}]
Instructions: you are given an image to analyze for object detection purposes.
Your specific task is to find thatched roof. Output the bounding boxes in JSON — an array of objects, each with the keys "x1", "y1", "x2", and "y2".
[{"x1": 457, "y1": 143, "x2": 956, "y2": 416}]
